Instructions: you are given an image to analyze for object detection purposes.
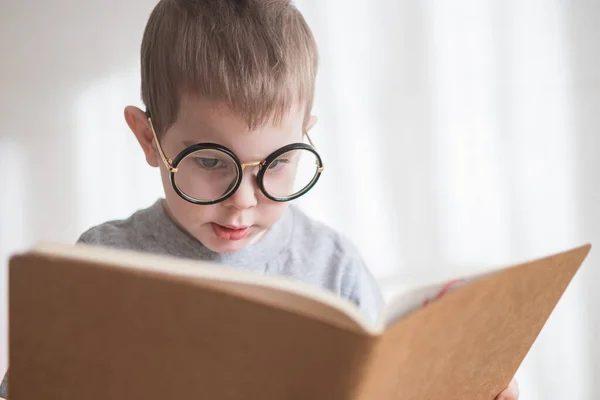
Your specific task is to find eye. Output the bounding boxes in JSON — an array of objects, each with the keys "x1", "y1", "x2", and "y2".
[
  {"x1": 268, "y1": 158, "x2": 290, "y2": 170},
  {"x1": 196, "y1": 157, "x2": 226, "y2": 169}
]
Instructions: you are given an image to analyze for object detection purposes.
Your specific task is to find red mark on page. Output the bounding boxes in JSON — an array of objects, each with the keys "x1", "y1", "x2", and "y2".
[{"x1": 422, "y1": 279, "x2": 466, "y2": 307}]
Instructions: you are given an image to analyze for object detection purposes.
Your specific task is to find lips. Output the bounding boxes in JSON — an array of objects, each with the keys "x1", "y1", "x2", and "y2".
[{"x1": 211, "y1": 223, "x2": 250, "y2": 241}]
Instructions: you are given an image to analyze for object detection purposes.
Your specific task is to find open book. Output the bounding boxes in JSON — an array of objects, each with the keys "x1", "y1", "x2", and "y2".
[{"x1": 8, "y1": 242, "x2": 591, "y2": 399}]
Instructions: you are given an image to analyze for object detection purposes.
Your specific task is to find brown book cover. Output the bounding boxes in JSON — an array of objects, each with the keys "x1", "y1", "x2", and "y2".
[{"x1": 7, "y1": 242, "x2": 591, "y2": 399}]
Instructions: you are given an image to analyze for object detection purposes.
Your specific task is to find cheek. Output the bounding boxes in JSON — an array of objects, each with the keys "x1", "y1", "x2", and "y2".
[
  {"x1": 256, "y1": 201, "x2": 289, "y2": 227},
  {"x1": 161, "y1": 171, "x2": 218, "y2": 228},
  {"x1": 158, "y1": 164, "x2": 172, "y2": 195}
]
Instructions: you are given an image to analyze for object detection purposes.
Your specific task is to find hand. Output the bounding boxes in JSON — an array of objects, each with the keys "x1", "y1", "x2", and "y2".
[{"x1": 495, "y1": 378, "x2": 519, "y2": 400}]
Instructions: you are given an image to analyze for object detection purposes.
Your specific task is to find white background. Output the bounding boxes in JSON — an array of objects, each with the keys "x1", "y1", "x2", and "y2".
[{"x1": 1, "y1": 0, "x2": 599, "y2": 397}]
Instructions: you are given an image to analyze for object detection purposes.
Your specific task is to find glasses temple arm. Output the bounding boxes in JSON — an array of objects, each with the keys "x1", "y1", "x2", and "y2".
[{"x1": 148, "y1": 117, "x2": 178, "y2": 173}]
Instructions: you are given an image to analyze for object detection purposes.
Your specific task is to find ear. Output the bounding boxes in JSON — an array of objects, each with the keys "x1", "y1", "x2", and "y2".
[
  {"x1": 124, "y1": 106, "x2": 160, "y2": 167},
  {"x1": 305, "y1": 115, "x2": 318, "y2": 132}
]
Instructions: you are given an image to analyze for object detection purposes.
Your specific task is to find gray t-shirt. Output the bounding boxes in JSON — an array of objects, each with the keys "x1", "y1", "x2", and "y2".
[{"x1": 0, "y1": 199, "x2": 383, "y2": 398}]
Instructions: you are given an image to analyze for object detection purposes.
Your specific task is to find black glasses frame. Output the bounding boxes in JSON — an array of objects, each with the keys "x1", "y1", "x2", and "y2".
[{"x1": 146, "y1": 114, "x2": 324, "y2": 205}]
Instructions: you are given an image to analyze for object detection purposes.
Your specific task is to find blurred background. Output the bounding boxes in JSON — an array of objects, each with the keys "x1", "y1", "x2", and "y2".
[{"x1": 1, "y1": 0, "x2": 599, "y2": 397}]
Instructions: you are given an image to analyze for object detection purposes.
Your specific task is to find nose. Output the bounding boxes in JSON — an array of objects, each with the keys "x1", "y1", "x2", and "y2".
[{"x1": 222, "y1": 168, "x2": 259, "y2": 210}]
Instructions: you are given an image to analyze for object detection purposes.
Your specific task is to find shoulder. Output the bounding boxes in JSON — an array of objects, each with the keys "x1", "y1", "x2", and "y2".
[
  {"x1": 0, "y1": 371, "x2": 6, "y2": 399},
  {"x1": 288, "y1": 205, "x2": 354, "y2": 254},
  {"x1": 287, "y1": 205, "x2": 384, "y2": 321},
  {"x1": 287, "y1": 205, "x2": 367, "y2": 271},
  {"x1": 77, "y1": 201, "x2": 161, "y2": 251},
  {"x1": 77, "y1": 215, "x2": 137, "y2": 249}
]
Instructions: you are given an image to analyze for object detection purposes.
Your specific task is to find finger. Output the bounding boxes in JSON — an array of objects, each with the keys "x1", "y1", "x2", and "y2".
[{"x1": 495, "y1": 378, "x2": 520, "y2": 400}]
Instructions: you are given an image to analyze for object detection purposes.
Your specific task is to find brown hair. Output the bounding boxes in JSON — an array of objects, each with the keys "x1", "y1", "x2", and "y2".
[{"x1": 140, "y1": 0, "x2": 318, "y2": 136}]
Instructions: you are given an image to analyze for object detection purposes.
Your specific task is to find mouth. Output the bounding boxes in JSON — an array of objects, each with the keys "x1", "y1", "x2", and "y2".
[{"x1": 210, "y1": 223, "x2": 251, "y2": 241}]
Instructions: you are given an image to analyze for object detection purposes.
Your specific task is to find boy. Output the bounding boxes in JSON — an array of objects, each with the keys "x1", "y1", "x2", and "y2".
[{"x1": 0, "y1": 0, "x2": 518, "y2": 398}]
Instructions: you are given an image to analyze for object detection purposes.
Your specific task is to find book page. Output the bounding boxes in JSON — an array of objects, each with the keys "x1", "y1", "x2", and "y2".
[
  {"x1": 378, "y1": 272, "x2": 490, "y2": 328},
  {"x1": 377, "y1": 243, "x2": 592, "y2": 328}
]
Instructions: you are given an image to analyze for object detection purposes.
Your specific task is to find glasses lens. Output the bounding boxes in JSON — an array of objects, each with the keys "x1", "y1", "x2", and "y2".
[
  {"x1": 174, "y1": 149, "x2": 239, "y2": 202},
  {"x1": 262, "y1": 148, "x2": 321, "y2": 199}
]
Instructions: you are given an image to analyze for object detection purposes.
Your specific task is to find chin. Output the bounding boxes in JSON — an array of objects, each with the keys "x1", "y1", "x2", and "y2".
[{"x1": 202, "y1": 237, "x2": 252, "y2": 254}]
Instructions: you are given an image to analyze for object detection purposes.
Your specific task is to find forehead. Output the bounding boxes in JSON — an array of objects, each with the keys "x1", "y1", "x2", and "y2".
[{"x1": 168, "y1": 96, "x2": 305, "y2": 159}]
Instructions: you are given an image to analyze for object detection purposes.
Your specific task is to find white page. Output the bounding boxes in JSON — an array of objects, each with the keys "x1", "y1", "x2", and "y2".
[{"x1": 378, "y1": 272, "x2": 493, "y2": 328}]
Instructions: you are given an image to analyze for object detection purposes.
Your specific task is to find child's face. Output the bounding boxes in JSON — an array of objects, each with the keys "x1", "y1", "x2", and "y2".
[{"x1": 126, "y1": 97, "x2": 316, "y2": 254}]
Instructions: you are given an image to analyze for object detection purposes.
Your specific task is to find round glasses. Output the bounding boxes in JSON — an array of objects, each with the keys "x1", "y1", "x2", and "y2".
[{"x1": 148, "y1": 118, "x2": 324, "y2": 205}]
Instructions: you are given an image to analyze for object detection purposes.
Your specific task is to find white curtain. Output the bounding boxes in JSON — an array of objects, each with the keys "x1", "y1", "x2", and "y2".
[{"x1": 1, "y1": 0, "x2": 598, "y2": 397}]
